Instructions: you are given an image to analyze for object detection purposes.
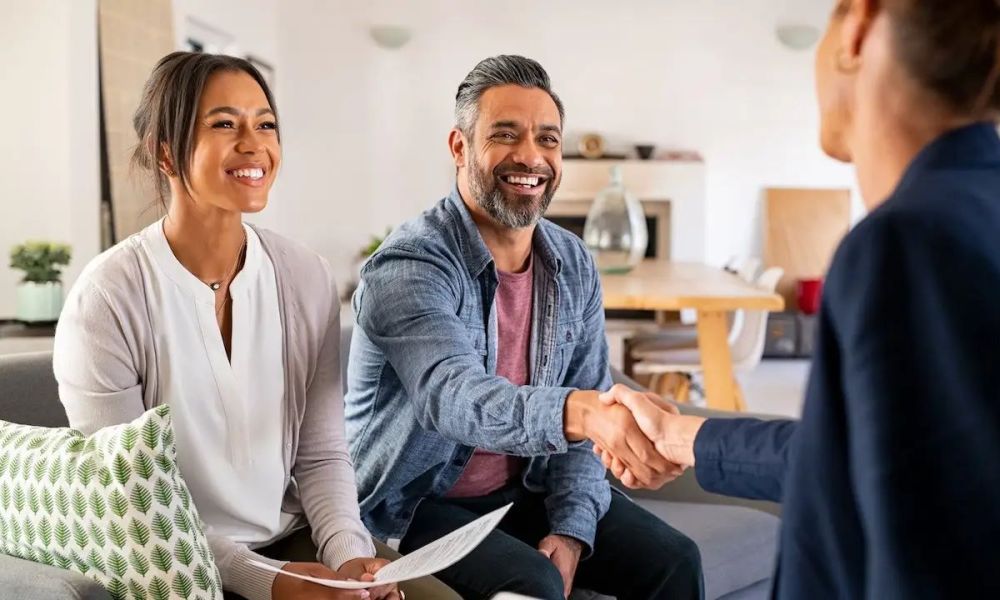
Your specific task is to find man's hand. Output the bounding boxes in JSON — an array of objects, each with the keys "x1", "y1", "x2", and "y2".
[
  {"x1": 272, "y1": 562, "x2": 371, "y2": 600},
  {"x1": 340, "y1": 557, "x2": 401, "y2": 600},
  {"x1": 564, "y1": 389, "x2": 682, "y2": 488},
  {"x1": 538, "y1": 534, "x2": 583, "y2": 598},
  {"x1": 591, "y1": 385, "x2": 707, "y2": 489}
]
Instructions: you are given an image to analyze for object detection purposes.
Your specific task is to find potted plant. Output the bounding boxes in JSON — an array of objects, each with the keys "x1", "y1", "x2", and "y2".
[
  {"x1": 9, "y1": 241, "x2": 72, "y2": 322},
  {"x1": 342, "y1": 228, "x2": 391, "y2": 301}
]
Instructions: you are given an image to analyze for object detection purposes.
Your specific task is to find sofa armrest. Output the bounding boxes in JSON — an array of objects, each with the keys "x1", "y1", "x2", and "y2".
[
  {"x1": 0, "y1": 553, "x2": 111, "y2": 600},
  {"x1": 608, "y1": 368, "x2": 783, "y2": 516}
]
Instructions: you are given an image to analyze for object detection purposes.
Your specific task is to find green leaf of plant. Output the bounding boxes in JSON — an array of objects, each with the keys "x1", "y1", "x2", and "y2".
[
  {"x1": 54, "y1": 487, "x2": 70, "y2": 517},
  {"x1": 148, "y1": 576, "x2": 171, "y2": 600},
  {"x1": 32, "y1": 455, "x2": 48, "y2": 480},
  {"x1": 193, "y1": 564, "x2": 212, "y2": 591},
  {"x1": 141, "y1": 418, "x2": 161, "y2": 450},
  {"x1": 107, "y1": 520, "x2": 127, "y2": 549},
  {"x1": 173, "y1": 538, "x2": 194, "y2": 567},
  {"x1": 22, "y1": 516, "x2": 36, "y2": 545},
  {"x1": 129, "y1": 548, "x2": 150, "y2": 576},
  {"x1": 151, "y1": 512, "x2": 173, "y2": 542},
  {"x1": 128, "y1": 518, "x2": 150, "y2": 546},
  {"x1": 154, "y1": 453, "x2": 173, "y2": 476},
  {"x1": 120, "y1": 427, "x2": 138, "y2": 452},
  {"x1": 88, "y1": 489, "x2": 107, "y2": 520},
  {"x1": 20, "y1": 454, "x2": 35, "y2": 479},
  {"x1": 153, "y1": 478, "x2": 173, "y2": 507},
  {"x1": 34, "y1": 548, "x2": 54, "y2": 567},
  {"x1": 72, "y1": 489, "x2": 87, "y2": 519},
  {"x1": 47, "y1": 455, "x2": 62, "y2": 484},
  {"x1": 109, "y1": 489, "x2": 129, "y2": 518},
  {"x1": 55, "y1": 553, "x2": 72, "y2": 570},
  {"x1": 0, "y1": 453, "x2": 9, "y2": 477},
  {"x1": 98, "y1": 465, "x2": 113, "y2": 487},
  {"x1": 0, "y1": 482, "x2": 9, "y2": 507},
  {"x1": 72, "y1": 521, "x2": 89, "y2": 548},
  {"x1": 131, "y1": 484, "x2": 152, "y2": 514},
  {"x1": 106, "y1": 578, "x2": 128, "y2": 600},
  {"x1": 133, "y1": 451, "x2": 154, "y2": 480},
  {"x1": 76, "y1": 456, "x2": 96, "y2": 485},
  {"x1": 38, "y1": 516, "x2": 52, "y2": 546},
  {"x1": 66, "y1": 438, "x2": 85, "y2": 454},
  {"x1": 10, "y1": 519, "x2": 22, "y2": 542},
  {"x1": 128, "y1": 580, "x2": 148, "y2": 600},
  {"x1": 13, "y1": 485, "x2": 26, "y2": 511},
  {"x1": 70, "y1": 549, "x2": 89, "y2": 573},
  {"x1": 111, "y1": 454, "x2": 132, "y2": 486},
  {"x1": 40, "y1": 487, "x2": 54, "y2": 514},
  {"x1": 88, "y1": 547, "x2": 105, "y2": 572},
  {"x1": 108, "y1": 550, "x2": 128, "y2": 578},
  {"x1": 54, "y1": 520, "x2": 70, "y2": 548},
  {"x1": 88, "y1": 522, "x2": 106, "y2": 547},
  {"x1": 173, "y1": 507, "x2": 191, "y2": 534},
  {"x1": 26, "y1": 485, "x2": 40, "y2": 513},
  {"x1": 9, "y1": 454, "x2": 21, "y2": 479},
  {"x1": 172, "y1": 572, "x2": 194, "y2": 599},
  {"x1": 150, "y1": 544, "x2": 172, "y2": 572}
]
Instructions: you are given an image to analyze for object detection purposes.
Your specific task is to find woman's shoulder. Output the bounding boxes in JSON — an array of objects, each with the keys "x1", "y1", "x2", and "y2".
[
  {"x1": 70, "y1": 233, "x2": 149, "y2": 303},
  {"x1": 252, "y1": 225, "x2": 337, "y2": 295}
]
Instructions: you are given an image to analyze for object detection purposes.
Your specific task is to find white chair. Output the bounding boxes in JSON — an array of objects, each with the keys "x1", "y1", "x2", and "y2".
[{"x1": 631, "y1": 267, "x2": 784, "y2": 406}]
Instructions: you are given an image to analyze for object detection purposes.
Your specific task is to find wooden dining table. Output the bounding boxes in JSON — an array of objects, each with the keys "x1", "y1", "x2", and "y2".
[{"x1": 600, "y1": 260, "x2": 785, "y2": 411}]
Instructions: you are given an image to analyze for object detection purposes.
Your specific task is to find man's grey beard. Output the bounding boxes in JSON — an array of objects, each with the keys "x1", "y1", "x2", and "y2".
[{"x1": 468, "y1": 152, "x2": 556, "y2": 229}]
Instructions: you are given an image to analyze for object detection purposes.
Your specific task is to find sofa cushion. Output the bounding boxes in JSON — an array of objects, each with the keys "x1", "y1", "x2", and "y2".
[
  {"x1": 635, "y1": 500, "x2": 777, "y2": 600},
  {"x1": 0, "y1": 552, "x2": 111, "y2": 600},
  {"x1": 0, "y1": 405, "x2": 223, "y2": 600},
  {"x1": 0, "y1": 351, "x2": 66, "y2": 427}
]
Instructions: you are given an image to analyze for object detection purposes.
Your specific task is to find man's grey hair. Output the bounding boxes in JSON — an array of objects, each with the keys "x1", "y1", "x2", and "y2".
[{"x1": 455, "y1": 55, "x2": 565, "y2": 137}]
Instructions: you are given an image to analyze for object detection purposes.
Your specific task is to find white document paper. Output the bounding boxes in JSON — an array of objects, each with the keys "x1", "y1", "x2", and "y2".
[{"x1": 250, "y1": 503, "x2": 512, "y2": 590}]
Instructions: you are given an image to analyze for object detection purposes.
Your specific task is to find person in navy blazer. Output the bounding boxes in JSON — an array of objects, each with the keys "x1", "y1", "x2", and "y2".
[{"x1": 593, "y1": 0, "x2": 1000, "y2": 598}]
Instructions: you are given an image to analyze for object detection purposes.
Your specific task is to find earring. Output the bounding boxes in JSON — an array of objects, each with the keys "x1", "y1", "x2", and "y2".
[{"x1": 835, "y1": 48, "x2": 861, "y2": 74}]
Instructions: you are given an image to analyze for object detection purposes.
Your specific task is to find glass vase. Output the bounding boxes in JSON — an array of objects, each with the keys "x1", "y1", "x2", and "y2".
[{"x1": 583, "y1": 166, "x2": 648, "y2": 273}]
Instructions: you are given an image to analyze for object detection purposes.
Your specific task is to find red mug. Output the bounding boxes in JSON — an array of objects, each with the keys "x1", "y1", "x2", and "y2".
[{"x1": 796, "y1": 278, "x2": 824, "y2": 315}]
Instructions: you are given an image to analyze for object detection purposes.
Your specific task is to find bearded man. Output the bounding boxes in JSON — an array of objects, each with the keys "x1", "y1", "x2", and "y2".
[{"x1": 345, "y1": 55, "x2": 702, "y2": 600}]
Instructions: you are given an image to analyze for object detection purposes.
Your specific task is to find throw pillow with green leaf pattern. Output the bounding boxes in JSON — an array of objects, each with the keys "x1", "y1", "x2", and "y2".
[{"x1": 0, "y1": 405, "x2": 223, "y2": 600}]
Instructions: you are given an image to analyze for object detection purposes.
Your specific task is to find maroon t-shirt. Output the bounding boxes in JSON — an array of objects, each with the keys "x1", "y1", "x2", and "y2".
[{"x1": 446, "y1": 259, "x2": 533, "y2": 498}]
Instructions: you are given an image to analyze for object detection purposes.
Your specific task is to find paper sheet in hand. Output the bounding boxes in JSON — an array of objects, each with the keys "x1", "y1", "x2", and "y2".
[{"x1": 249, "y1": 502, "x2": 511, "y2": 590}]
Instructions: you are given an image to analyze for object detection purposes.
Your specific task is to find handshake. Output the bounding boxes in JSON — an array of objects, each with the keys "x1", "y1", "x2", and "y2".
[{"x1": 564, "y1": 384, "x2": 708, "y2": 490}]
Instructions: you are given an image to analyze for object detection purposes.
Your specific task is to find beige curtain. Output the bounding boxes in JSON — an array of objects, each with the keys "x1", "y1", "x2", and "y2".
[{"x1": 98, "y1": 0, "x2": 174, "y2": 245}]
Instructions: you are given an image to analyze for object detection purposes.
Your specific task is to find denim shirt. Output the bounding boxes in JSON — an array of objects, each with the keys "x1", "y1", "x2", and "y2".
[{"x1": 346, "y1": 187, "x2": 613, "y2": 552}]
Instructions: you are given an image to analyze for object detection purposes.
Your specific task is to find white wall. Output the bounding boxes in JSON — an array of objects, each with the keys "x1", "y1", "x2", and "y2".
[
  {"x1": 271, "y1": 0, "x2": 859, "y2": 289},
  {"x1": 0, "y1": 0, "x2": 859, "y2": 315},
  {"x1": 0, "y1": 0, "x2": 101, "y2": 317}
]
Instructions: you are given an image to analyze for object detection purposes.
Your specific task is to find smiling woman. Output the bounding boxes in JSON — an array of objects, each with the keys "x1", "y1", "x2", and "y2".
[{"x1": 49, "y1": 52, "x2": 449, "y2": 600}]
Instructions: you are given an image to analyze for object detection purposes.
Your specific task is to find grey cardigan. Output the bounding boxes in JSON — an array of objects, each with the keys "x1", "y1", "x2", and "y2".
[{"x1": 53, "y1": 225, "x2": 375, "y2": 600}]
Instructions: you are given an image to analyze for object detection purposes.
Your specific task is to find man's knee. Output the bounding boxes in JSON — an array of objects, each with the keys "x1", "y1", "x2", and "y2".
[{"x1": 500, "y1": 552, "x2": 565, "y2": 600}]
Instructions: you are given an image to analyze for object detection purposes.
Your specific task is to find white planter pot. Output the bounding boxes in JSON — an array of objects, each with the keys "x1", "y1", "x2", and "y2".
[{"x1": 16, "y1": 281, "x2": 63, "y2": 323}]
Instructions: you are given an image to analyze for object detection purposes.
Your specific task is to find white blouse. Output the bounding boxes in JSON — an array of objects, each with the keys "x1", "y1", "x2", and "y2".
[{"x1": 137, "y1": 219, "x2": 294, "y2": 544}]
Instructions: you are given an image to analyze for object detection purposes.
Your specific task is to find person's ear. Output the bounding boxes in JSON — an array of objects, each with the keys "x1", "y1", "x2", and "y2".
[
  {"x1": 448, "y1": 128, "x2": 469, "y2": 170},
  {"x1": 838, "y1": 0, "x2": 878, "y2": 73}
]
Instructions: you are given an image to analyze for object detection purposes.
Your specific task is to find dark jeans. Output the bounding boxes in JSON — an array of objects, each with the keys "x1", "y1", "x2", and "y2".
[{"x1": 401, "y1": 485, "x2": 704, "y2": 600}]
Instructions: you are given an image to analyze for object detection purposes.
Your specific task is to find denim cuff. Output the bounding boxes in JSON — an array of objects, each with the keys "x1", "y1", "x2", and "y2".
[{"x1": 524, "y1": 387, "x2": 575, "y2": 455}]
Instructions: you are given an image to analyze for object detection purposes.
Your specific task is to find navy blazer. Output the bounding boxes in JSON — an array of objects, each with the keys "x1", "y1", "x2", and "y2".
[{"x1": 693, "y1": 123, "x2": 1000, "y2": 599}]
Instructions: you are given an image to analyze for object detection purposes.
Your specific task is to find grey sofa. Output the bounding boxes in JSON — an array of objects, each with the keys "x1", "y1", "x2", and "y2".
[{"x1": 1, "y1": 348, "x2": 782, "y2": 599}]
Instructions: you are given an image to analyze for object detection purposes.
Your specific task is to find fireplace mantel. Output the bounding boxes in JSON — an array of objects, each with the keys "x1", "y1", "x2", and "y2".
[{"x1": 552, "y1": 158, "x2": 707, "y2": 262}]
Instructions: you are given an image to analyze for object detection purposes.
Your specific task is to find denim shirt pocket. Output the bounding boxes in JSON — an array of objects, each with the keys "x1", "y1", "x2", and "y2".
[{"x1": 552, "y1": 319, "x2": 586, "y2": 385}]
